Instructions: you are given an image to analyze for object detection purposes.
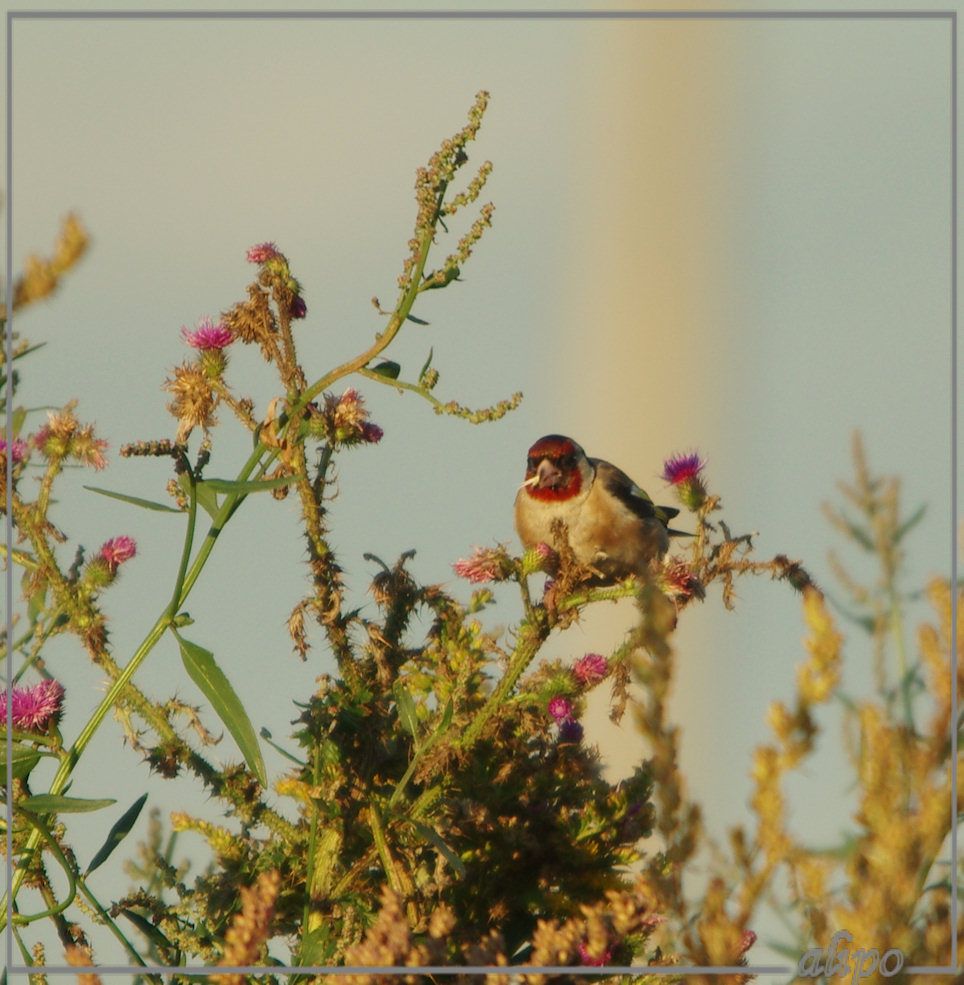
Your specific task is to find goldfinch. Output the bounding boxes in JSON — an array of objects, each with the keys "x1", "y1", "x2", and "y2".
[{"x1": 514, "y1": 434, "x2": 684, "y2": 582}]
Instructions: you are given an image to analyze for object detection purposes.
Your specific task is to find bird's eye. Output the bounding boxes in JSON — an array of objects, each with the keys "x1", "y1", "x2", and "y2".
[{"x1": 559, "y1": 455, "x2": 574, "y2": 470}]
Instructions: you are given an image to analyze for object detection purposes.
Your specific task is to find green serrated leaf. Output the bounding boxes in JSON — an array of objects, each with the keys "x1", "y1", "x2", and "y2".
[
  {"x1": 85, "y1": 793, "x2": 148, "y2": 875},
  {"x1": 201, "y1": 475, "x2": 300, "y2": 495},
  {"x1": 175, "y1": 632, "x2": 266, "y2": 785},
  {"x1": 0, "y1": 742, "x2": 42, "y2": 780},
  {"x1": 393, "y1": 682, "x2": 419, "y2": 743},
  {"x1": 84, "y1": 486, "x2": 182, "y2": 513},
  {"x1": 18, "y1": 794, "x2": 116, "y2": 815}
]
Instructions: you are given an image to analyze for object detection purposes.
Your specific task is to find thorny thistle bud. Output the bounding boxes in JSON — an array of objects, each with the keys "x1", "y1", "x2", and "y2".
[
  {"x1": 34, "y1": 405, "x2": 107, "y2": 471},
  {"x1": 86, "y1": 535, "x2": 137, "y2": 586}
]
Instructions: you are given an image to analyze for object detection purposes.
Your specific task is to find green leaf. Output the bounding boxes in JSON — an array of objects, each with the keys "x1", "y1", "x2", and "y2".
[
  {"x1": 436, "y1": 698, "x2": 453, "y2": 734},
  {"x1": 418, "y1": 347, "x2": 434, "y2": 382},
  {"x1": 371, "y1": 360, "x2": 401, "y2": 379},
  {"x1": 23, "y1": 571, "x2": 47, "y2": 624},
  {"x1": 393, "y1": 682, "x2": 419, "y2": 743},
  {"x1": 191, "y1": 478, "x2": 221, "y2": 519},
  {"x1": 408, "y1": 820, "x2": 466, "y2": 877},
  {"x1": 260, "y1": 727, "x2": 305, "y2": 766},
  {"x1": 0, "y1": 741, "x2": 42, "y2": 780},
  {"x1": 298, "y1": 925, "x2": 333, "y2": 967},
  {"x1": 895, "y1": 503, "x2": 927, "y2": 544},
  {"x1": 85, "y1": 793, "x2": 148, "y2": 875},
  {"x1": 200, "y1": 475, "x2": 300, "y2": 495},
  {"x1": 405, "y1": 313, "x2": 430, "y2": 325},
  {"x1": 175, "y1": 632, "x2": 266, "y2": 785},
  {"x1": 18, "y1": 794, "x2": 116, "y2": 815},
  {"x1": 117, "y1": 906, "x2": 177, "y2": 953},
  {"x1": 10, "y1": 405, "x2": 27, "y2": 437},
  {"x1": 841, "y1": 517, "x2": 875, "y2": 551},
  {"x1": 84, "y1": 486, "x2": 182, "y2": 513}
]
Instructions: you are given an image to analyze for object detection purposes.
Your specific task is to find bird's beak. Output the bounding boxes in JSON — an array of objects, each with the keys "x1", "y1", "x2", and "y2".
[{"x1": 535, "y1": 458, "x2": 563, "y2": 489}]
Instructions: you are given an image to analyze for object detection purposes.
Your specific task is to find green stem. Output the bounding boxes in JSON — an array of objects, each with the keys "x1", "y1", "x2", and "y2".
[
  {"x1": 458, "y1": 617, "x2": 548, "y2": 750},
  {"x1": 282, "y1": 187, "x2": 447, "y2": 430},
  {"x1": 1, "y1": 440, "x2": 274, "y2": 925}
]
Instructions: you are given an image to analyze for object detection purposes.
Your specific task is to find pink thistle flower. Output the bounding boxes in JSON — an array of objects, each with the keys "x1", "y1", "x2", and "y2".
[
  {"x1": 359, "y1": 421, "x2": 384, "y2": 444},
  {"x1": 573, "y1": 653, "x2": 609, "y2": 687},
  {"x1": 2, "y1": 679, "x2": 65, "y2": 731},
  {"x1": 181, "y1": 316, "x2": 234, "y2": 350},
  {"x1": 661, "y1": 451, "x2": 707, "y2": 510},
  {"x1": 660, "y1": 557, "x2": 705, "y2": 602},
  {"x1": 577, "y1": 942, "x2": 613, "y2": 966},
  {"x1": 452, "y1": 545, "x2": 507, "y2": 584},
  {"x1": 740, "y1": 929, "x2": 757, "y2": 955},
  {"x1": 99, "y1": 535, "x2": 137, "y2": 573},
  {"x1": 246, "y1": 241, "x2": 281, "y2": 263},
  {"x1": 324, "y1": 388, "x2": 383, "y2": 446},
  {"x1": 0, "y1": 437, "x2": 29, "y2": 463},
  {"x1": 548, "y1": 696, "x2": 573, "y2": 722},
  {"x1": 661, "y1": 451, "x2": 704, "y2": 484}
]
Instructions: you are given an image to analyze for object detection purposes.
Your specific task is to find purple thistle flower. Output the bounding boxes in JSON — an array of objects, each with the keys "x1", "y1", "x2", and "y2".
[
  {"x1": 246, "y1": 242, "x2": 281, "y2": 263},
  {"x1": 452, "y1": 545, "x2": 506, "y2": 584},
  {"x1": 99, "y1": 535, "x2": 137, "y2": 573},
  {"x1": 558, "y1": 717, "x2": 584, "y2": 742},
  {"x1": 0, "y1": 437, "x2": 29, "y2": 463},
  {"x1": 548, "y1": 696, "x2": 573, "y2": 722},
  {"x1": 661, "y1": 451, "x2": 707, "y2": 510},
  {"x1": 573, "y1": 653, "x2": 609, "y2": 687},
  {"x1": 2, "y1": 679, "x2": 64, "y2": 731},
  {"x1": 181, "y1": 317, "x2": 234, "y2": 351}
]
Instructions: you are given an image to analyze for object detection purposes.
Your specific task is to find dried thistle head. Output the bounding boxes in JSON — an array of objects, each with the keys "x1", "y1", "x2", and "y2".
[{"x1": 163, "y1": 360, "x2": 219, "y2": 443}]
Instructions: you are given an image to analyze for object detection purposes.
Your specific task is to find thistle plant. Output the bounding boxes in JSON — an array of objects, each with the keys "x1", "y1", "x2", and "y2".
[{"x1": 1, "y1": 92, "x2": 959, "y2": 985}]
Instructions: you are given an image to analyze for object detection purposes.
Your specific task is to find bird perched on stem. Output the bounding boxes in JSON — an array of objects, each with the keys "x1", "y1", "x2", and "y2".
[{"x1": 514, "y1": 434, "x2": 686, "y2": 583}]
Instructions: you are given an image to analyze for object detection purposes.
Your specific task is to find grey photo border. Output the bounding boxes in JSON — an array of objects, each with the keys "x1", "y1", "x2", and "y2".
[{"x1": 3, "y1": 7, "x2": 957, "y2": 979}]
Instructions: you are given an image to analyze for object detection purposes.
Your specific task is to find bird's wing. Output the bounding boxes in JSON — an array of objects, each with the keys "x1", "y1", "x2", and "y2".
[{"x1": 591, "y1": 459, "x2": 680, "y2": 525}]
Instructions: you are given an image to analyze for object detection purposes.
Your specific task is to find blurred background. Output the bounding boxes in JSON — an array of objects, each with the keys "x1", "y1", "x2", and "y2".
[{"x1": 5, "y1": 0, "x2": 955, "y2": 971}]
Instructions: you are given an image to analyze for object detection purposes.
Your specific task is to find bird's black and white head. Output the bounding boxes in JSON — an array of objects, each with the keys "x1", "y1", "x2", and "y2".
[{"x1": 520, "y1": 434, "x2": 594, "y2": 504}]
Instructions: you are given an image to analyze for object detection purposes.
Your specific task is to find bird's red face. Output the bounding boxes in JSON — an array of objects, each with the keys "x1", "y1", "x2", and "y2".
[{"x1": 521, "y1": 434, "x2": 585, "y2": 502}]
